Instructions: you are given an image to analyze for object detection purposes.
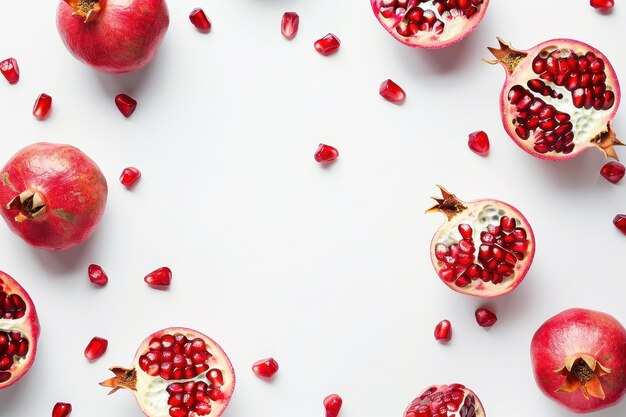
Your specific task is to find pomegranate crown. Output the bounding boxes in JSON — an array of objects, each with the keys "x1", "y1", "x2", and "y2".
[
  {"x1": 554, "y1": 354, "x2": 611, "y2": 400},
  {"x1": 483, "y1": 37, "x2": 528, "y2": 76},
  {"x1": 426, "y1": 185, "x2": 467, "y2": 221},
  {"x1": 63, "y1": 0, "x2": 101, "y2": 23}
]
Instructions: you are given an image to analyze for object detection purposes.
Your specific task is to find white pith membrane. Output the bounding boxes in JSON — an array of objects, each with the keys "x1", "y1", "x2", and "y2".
[
  {"x1": 404, "y1": 384, "x2": 486, "y2": 417},
  {"x1": 372, "y1": 0, "x2": 489, "y2": 48}
]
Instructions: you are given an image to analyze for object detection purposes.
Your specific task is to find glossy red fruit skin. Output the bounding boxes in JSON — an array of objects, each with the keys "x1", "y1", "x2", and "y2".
[
  {"x1": 468, "y1": 131, "x2": 490, "y2": 155},
  {"x1": 144, "y1": 267, "x2": 172, "y2": 287},
  {"x1": 531, "y1": 308, "x2": 626, "y2": 414},
  {"x1": 52, "y1": 402, "x2": 72, "y2": 417},
  {"x1": 314, "y1": 34, "x2": 341, "y2": 56},
  {"x1": 323, "y1": 394, "x2": 342, "y2": 417},
  {"x1": 56, "y1": 0, "x2": 169, "y2": 73},
  {"x1": 475, "y1": 308, "x2": 497, "y2": 327},
  {"x1": 120, "y1": 167, "x2": 141, "y2": 187},
  {"x1": 434, "y1": 319, "x2": 452, "y2": 342},
  {"x1": 0, "y1": 143, "x2": 108, "y2": 251},
  {"x1": 88, "y1": 264, "x2": 108, "y2": 286},
  {"x1": 85, "y1": 337, "x2": 108, "y2": 361},
  {"x1": 379, "y1": 79, "x2": 406, "y2": 104},
  {"x1": 614, "y1": 215, "x2": 626, "y2": 234},
  {"x1": 0, "y1": 58, "x2": 20, "y2": 84},
  {"x1": 600, "y1": 161, "x2": 625, "y2": 184},
  {"x1": 189, "y1": 8, "x2": 211, "y2": 32},
  {"x1": 315, "y1": 144, "x2": 339, "y2": 163},
  {"x1": 281, "y1": 12, "x2": 299, "y2": 40},
  {"x1": 252, "y1": 357, "x2": 279, "y2": 379},
  {"x1": 33, "y1": 94, "x2": 52, "y2": 120},
  {"x1": 115, "y1": 94, "x2": 137, "y2": 117}
]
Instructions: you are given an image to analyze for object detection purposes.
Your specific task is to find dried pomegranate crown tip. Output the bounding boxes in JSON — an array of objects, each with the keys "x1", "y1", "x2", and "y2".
[
  {"x1": 592, "y1": 123, "x2": 624, "y2": 160},
  {"x1": 64, "y1": 0, "x2": 101, "y2": 23},
  {"x1": 425, "y1": 185, "x2": 467, "y2": 220},
  {"x1": 483, "y1": 37, "x2": 528, "y2": 76},
  {"x1": 554, "y1": 355, "x2": 612, "y2": 400},
  {"x1": 100, "y1": 367, "x2": 137, "y2": 394},
  {"x1": 7, "y1": 190, "x2": 46, "y2": 223}
]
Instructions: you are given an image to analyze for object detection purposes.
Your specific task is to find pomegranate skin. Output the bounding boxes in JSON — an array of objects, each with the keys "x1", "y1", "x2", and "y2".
[
  {"x1": 56, "y1": 0, "x2": 169, "y2": 73},
  {"x1": 531, "y1": 308, "x2": 626, "y2": 414},
  {"x1": 0, "y1": 143, "x2": 108, "y2": 251}
]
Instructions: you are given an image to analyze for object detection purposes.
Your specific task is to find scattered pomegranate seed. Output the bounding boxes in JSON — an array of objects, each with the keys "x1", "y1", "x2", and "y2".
[
  {"x1": 281, "y1": 12, "x2": 299, "y2": 40},
  {"x1": 120, "y1": 167, "x2": 141, "y2": 187},
  {"x1": 88, "y1": 264, "x2": 108, "y2": 286},
  {"x1": 252, "y1": 357, "x2": 279, "y2": 379},
  {"x1": 84, "y1": 336, "x2": 108, "y2": 361},
  {"x1": 475, "y1": 308, "x2": 498, "y2": 328},
  {"x1": 434, "y1": 319, "x2": 452, "y2": 342},
  {"x1": 590, "y1": 0, "x2": 614, "y2": 12},
  {"x1": 52, "y1": 402, "x2": 72, "y2": 417},
  {"x1": 189, "y1": 8, "x2": 211, "y2": 32},
  {"x1": 0, "y1": 58, "x2": 19, "y2": 84},
  {"x1": 379, "y1": 79, "x2": 406, "y2": 104},
  {"x1": 600, "y1": 161, "x2": 625, "y2": 184},
  {"x1": 32, "y1": 93, "x2": 52, "y2": 120},
  {"x1": 115, "y1": 94, "x2": 137, "y2": 117},
  {"x1": 314, "y1": 34, "x2": 341, "y2": 56},
  {"x1": 323, "y1": 394, "x2": 343, "y2": 417},
  {"x1": 314, "y1": 144, "x2": 339, "y2": 163},
  {"x1": 468, "y1": 131, "x2": 490, "y2": 156},
  {"x1": 144, "y1": 267, "x2": 172, "y2": 287},
  {"x1": 614, "y1": 215, "x2": 626, "y2": 235}
]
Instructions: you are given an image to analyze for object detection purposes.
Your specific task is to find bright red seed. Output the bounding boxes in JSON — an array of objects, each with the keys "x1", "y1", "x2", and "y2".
[
  {"x1": 281, "y1": 12, "x2": 299, "y2": 40},
  {"x1": 475, "y1": 308, "x2": 498, "y2": 328},
  {"x1": 252, "y1": 357, "x2": 279, "y2": 379},
  {"x1": 189, "y1": 8, "x2": 211, "y2": 32},
  {"x1": 33, "y1": 93, "x2": 52, "y2": 120},
  {"x1": 0, "y1": 58, "x2": 19, "y2": 84},
  {"x1": 314, "y1": 34, "x2": 341, "y2": 56},
  {"x1": 84, "y1": 337, "x2": 108, "y2": 361},
  {"x1": 120, "y1": 167, "x2": 141, "y2": 187},
  {"x1": 115, "y1": 94, "x2": 137, "y2": 118},
  {"x1": 379, "y1": 79, "x2": 406, "y2": 104},
  {"x1": 600, "y1": 161, "x2": 625, "y2": 184},
  {"x1": 614, "y1": 215, "x2": 626, "y2": 235},
  {"x1": 434, "y1": 319, "x2": 452, "y2": 342},
  {"x1": 88, "y1": 264, "x2": 108, "y2": 286},
  {"x1": 323, "y1": 394, "x2": 343, "y2": 417},
  {"x1": 144, "y1": 267, "x2": 172, "y2": 287},
  {"x1": 590, "y1": 0, "x2": 614, "y2": 12},
  {"x1": 314, "y1": 144, "x2": 339, "y2": 163},
  {"x1": 468, "y1": 131, "x2": 490, "y2": 156},
  {"x1": 52, "y1": 402, "x2": 72, "y2": 417}
]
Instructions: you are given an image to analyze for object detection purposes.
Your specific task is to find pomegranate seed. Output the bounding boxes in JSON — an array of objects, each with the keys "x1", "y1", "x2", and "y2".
[
  {"x1": 314, "y1": 34, "x2": 340, "y2": 56},
  {"x1": 475, "y1": 308, "x2": 498, "y2": 328},
  {"x1": 281, "y1": 12, "x2": 299, "y2": 40},
  {"x1": 33, "y1": 93, "x2": 52, "y2": 120},
  {"x1": 120, "y1": 167, "x2": 141, "y2": 187},
  {"x1": 252, "y1": 357, "x2": 279, "y2": 379},
  {"x1": 323, "y1": 394, "x2": 343, "y2": 417},
  {"x1": 84, "y1": 336, "x2": 108, "y2": 361},
  {"x1": 0, "y1": 58, "x2": 19, "y2": 84},
  {"x1": 434, "y1": 319, "x2": 452, "y2": 342},
  {"x1": 314, "y1": 144, "x2": 339, "y2": 163},
  {"x1": 52, "y1": 402, "x2": 72, "y2": 417},
  {"x1": 600, "y1": 161, "x2": 625, "y2": 184},
  {"x1": 614, "y1": 215, "x2": 626, "y2": 235},
  {"x1": 590, "y1": 0, "x2": 614, "y2": 12},
  {"x1": 189, "y1": 8, "x2": 211, "y2": 32},
  {"x1": 144, "y1": 267, "x2": 172, "y2": 287},
  {"x1": 88, "y1": 264, "x2": 108, "y2": 286},
  {"x1": 468, "y1": 131, "x2": 490, "y2": 156},
  {"x1": 115, "y1": 94, "x2": 137, "y2": 118},
  {"x1": 379, "y1": 79, "x2": 406, "y2": 104}
]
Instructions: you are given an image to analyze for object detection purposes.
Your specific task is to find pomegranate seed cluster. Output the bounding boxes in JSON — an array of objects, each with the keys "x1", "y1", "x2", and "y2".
[
  {"x1": 139, "y1": 333, "x2": 213, "y2": 380},
  {"x1": 167, "y1": 381, "x2": 221, "y2": 417},
  {"x1": 405, "y1": 385, "x2": 476, "y2": 417},
  {"x1": 0, "y1": 290, "x2": 26, "y2": 319},
  {"x1": 0, "y1": 331, "x2": 29, "y2": 383}
]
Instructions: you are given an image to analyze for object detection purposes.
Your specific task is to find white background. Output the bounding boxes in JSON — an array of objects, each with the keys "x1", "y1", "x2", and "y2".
[{"x1": 0, "y1": 1, "x2": 625, "y2": 416}]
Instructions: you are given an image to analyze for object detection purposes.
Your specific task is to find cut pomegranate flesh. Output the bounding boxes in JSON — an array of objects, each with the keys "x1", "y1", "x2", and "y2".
[
  {"x1": 252, "y1": 357, "x2": 279, "y2": 379},
  {"x1": 144, "y1": 267, "x2": 172, "y2": 287},
  {"x1": 190, "y1": 8, "x2": 211, "y2": 32},
  {"x1": 52, "y1": 402, "x2": 72, "y2": 417},
  {"x1": 323, "y1": 394, "x2": 343, "y2": 417},
  {"x1": 379, "y1": 79, "x2": 406, "y2": 104},
  {"x1": 591, "y1": 0, "x2": 614, "y2": 12},
  {"x1": 115, "y1": 94, "x2": 137, "y2": 117},
  {"x1": 475, "y1": 308, "x2": 497, "y2": 327},
  {"x1": 120, "y1": 167, "x2": 141, "y2": 187},
  {"x1": 404, "y1": 384, "x2": 486, "y2": 417},
  {"x1": 0, "y1": 58, "x2": 19, "y2": 84},
  {"x1": 600, "y1": 161, "x2": 625, "y2": 183},
  {"x1": 614, "y1": 215, "x2": 626, "y2": 235},
  {"x1": 314, "y1": 34, "x2": 341, "y2": 56},
  {"x1": 88, "y1": 264, "x2": 108, "y2": 286},
  {"x1": 32, "y1": 93, "x2": 52, "y2": 120},
  {"x1": 468, "y1": 131, "x2": 490, "y2": 155},
  {"x1": 315, "y1": 144, "x2": 339, "y2": 163},
  {"x1": 281, "y1": 12, "x2": 299, "y2": 40},
  {"x1": 434, "y1": 320, "x2": 452, "y2": 342},
  {"x1": 85, "y1": 337, "x2": 108, "y2": 361}
]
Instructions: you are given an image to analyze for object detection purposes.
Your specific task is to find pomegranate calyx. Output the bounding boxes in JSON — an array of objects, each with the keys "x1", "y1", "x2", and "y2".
[
  {"x1": 483, "y1": 37, "x2": 528, "y2": 76},
  {"x1": 100, "y1": 367, "x2": 137, "y2": 394},
  {"x1": 64, "y1": 0, "x2": 101, "y2": 23},
  {"x1": 591, "y1": 123, "x2": 624, "y2": 160},
  {"x1": 425, "y1": 185, "x2": 468, "y2": 221},
  {"x1": 7, "y1": 190, "x2": 46, "y2": 222},
  {"x1": 554, "y1": 355, "x2": 611, "y2": 400}
]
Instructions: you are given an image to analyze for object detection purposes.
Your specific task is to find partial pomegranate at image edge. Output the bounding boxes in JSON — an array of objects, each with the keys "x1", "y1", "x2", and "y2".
[
  {"x1": 371, "y1": 0, "x2": 490, "y2": 49},
  {"x1": 404, "y1": 384, "x2": 486, "y2": 417},
  {"x1": 0, "y1": 270, "x2": 40, "y2": 390},
  {"x1": 0, "y1": 142, "x2": 108, "y2": 251},
  {"x1": 427, "y1": 186, "x2": 535, "y2": 298},
  {"x1": 56, "y1": 0, "x2": 169, "y2": 73},
  {"x1": 100, "y1": 327, "x2": 235, "y2": 417},
  {"x1": 531, "y1": 308, "x2": 626, "y2": 414},
  {"x1": 485, "y1": 38, "x2": 622, "y2": 161}
]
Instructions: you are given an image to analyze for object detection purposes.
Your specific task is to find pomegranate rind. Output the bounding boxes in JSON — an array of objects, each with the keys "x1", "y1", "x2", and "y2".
[{"x1": 404, "y1": 384, "x2": 487, "y2": 417}]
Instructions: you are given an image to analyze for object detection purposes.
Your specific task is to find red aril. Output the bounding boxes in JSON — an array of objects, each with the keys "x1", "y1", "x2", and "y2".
[
  {"x1": 120, "y1": 167, "x2": 141, "y2": 187},
  {"x1": 33, "y1": 94, "x2": 52, "y2": 120},
  {"x1": 85, "y1": 337, "x2": 108, "y2": 361},
  {"x1": 100, "y1": 327, "x2": 235, "y2": 417},
  {"x1": 315, "y1": 144, "x2": 339, "y2": 163},
  {"x1": 88, "y1": 264, "x2": 108, "y2": 286},
  {"x1": 281, "y1": 12, "x2": 299, "y2": 40},
  {"x1": 613, "y1": 215, "x2": 626, "y2": 234},
  {"x1": 404, "y1": 384, "x2": 486, "y2": 417},
  {"x1": 52, "y1": 402, "x2": 72, "y2": 417},
  {"x1": 468, "y1": 131, "x2": 490, "y2": 155},
  {"x1": 115, "y1": 94, "x2": 137, "y2": 118},
  {"x1": 314, "y1": 34, "x2": 341, "y2": 56},
  {"x1": 486, "y1": 38, "x2": 622, "y2": 161},
  {"x1": 252, "y1": 357, "x2": 279, "y2": 379},
  {"x1": 379, "y1": 79, "x2": 406, "y2": 104},
  {"x1": 434, "y1": 320, "x2": 452, "y2": 342},
  {"x1": 428, "y1": 186, "x2": 535, "y2": 297},
  {"x1": 190, "y1": 8, "x2": 211, "y2": 32},
  {"x1": 591, "y1": 0, "x2": 614, "y2": 12},
  {"x1": 600, "y1": 161, "x2": 625, "y2": 183},
  {"x1": 323, "y1": 394, "x2": 342, "y2": 417},
  {"x1": 144, "y1": 267, "x2": 172, "y2": 287},
  {"x1": 0, "y1": 58, "x2": 19, "y2": 84},
  {"x1": 531, "y1": 308, "x2": 626, "y2": 413},
  {"x1": 0, "y1": 270, "x2": 39, "y2": 389},
  {"x1": 474, "y1": 308, "x2": 497, "y2": 327},
  {"x1": 0, "y1": 143, "x2": 108, "y2": 251}
]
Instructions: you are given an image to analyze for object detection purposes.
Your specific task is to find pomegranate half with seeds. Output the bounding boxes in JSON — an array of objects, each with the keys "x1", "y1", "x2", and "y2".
[
  {"x1": 0, "y1": 270, "x2": 40, "y2": 389},
  {"x1": 100, "y1": 327, "x2": 235, "y2": 417},
  {"x1": 371, "y1": 0, "x2": 490, "y2": 49},
  {"x1": 485, "y1": 38, "x2": 622, "y2": 160},
  {"x1": 427, "y1": 186, "x2": 535, "y2": 297},
  {"x1": 404, "y1": 384, "x2": 486, "y2": 417}
]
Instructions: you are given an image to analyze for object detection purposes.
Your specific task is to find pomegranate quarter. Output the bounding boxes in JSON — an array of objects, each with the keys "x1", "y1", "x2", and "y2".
[
  {"x1": 404, "y1": 384, "x2": 486, "y2": 417},
  {"x1": 427, "y1": 186, "x2": 535, "y2": 297}
]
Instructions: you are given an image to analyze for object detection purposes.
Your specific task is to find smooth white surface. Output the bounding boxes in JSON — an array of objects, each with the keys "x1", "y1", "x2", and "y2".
[{"x1": 0, "y1": 1, "x2": 625, "y2": 416}]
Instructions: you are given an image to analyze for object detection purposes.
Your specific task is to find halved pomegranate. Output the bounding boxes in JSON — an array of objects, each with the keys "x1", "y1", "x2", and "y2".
[
  {"x1": 427, "y1": 186, "x2": 535, "y2": 297},
  {"x1": 404, "y1": 384, "x2": 486, "y2": 417},
  {"x1": 100, "y1": 327, "x2": 234, "y2": 417},
  {"x1": 485, "y1": 38, "x2": 622, "y2": 161},
  {"x1": 371, "y1": 0, "x2": 490, "y2": 49},
  {"x1": 0, "y1": 270, "x2": 40, "y2": 389}
]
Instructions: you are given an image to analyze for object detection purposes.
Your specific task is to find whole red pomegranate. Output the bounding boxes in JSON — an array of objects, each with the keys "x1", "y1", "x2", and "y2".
[
  {"x1": 531, "y1": 308, "x2": 626, "y2": 413},
  {"x1": 428, "y1": 186, "x2": 535, "y2": 297},
  {"x1": 56, "y1": 0, "x2": 169, "y2": 73},
  {"x1": 404, "y1": 383, "x2": 486, "y2": 417},
  {"x1": 486, "y1": 38, "x2": 622, "y2": 161},
  {"x1": 0, "y1": 270, "x2": 40, "y2": 389},
  {"x1": 371, "y1": 0, "x2": 490, "y2": 49},
  {"x1": 101, "y1": 327, "x2": 235, "y2": 417},
  {"x1": 0, "y1": 142, "x2": 108, "y2": 251}
]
